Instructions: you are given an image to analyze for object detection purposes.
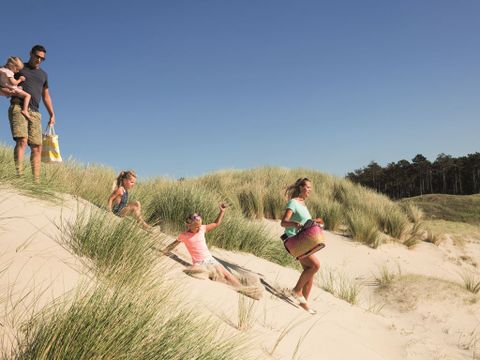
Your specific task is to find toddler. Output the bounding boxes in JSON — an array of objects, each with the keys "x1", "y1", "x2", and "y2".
[{"x1": 0, "y1": 57, "x2": 32, "y2": 120}]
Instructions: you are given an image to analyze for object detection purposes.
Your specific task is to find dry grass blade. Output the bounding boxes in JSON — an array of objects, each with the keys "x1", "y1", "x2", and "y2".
[
  {"x1": 237, "y1": 293, "x2": 256, "y2": 331},
  {"x1": 268, "y1": 318, "x2": 309, "y2": 356},
  {"x1": 460, "y1": 271, "x2": 480, "y2": 294}
]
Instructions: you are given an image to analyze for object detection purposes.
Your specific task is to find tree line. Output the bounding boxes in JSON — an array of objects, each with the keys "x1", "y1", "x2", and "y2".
[{"x1": 346, "y1": 153, "x2": 480, "y2": 199}]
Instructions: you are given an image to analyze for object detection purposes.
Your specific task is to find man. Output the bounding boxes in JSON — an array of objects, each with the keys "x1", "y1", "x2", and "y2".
[{"x1": 8, "y1": 44, "x2": 56, "y2": 181}]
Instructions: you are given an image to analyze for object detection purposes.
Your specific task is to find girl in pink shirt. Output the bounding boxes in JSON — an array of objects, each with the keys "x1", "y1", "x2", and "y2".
[{"x1": 163, "y1": 203, "x2": 242, "y2": 288}]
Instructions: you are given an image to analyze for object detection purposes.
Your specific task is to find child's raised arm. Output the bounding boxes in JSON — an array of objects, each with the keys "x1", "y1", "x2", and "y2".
[{"x1": 205, "y1": 203, "x2": 228, "y2": 232}]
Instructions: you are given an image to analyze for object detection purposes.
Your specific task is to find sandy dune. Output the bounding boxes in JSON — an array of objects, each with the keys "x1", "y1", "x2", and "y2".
[
  {"x1": 0, "y1": 187, "x2": 93, "y2": 353},
  {"x1": 1, "y1": 186, "x2": 479, "y2": 359}
]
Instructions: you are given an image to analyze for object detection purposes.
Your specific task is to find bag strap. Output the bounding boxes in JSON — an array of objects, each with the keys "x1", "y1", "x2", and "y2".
[
  {"x1": 296, "y1": 219, "x2": 317, "y2": 235},
  {"x1": 43, "y1": 125, "x2": 56, "y2": 136}
]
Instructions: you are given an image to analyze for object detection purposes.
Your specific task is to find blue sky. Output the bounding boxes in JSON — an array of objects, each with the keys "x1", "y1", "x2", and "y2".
[{"x1": 1, "y1": 0, "x2": 478, "y2": 179}]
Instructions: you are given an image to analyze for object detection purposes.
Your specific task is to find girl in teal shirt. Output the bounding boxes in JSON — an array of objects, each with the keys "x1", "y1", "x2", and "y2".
[{"x1": 281, "y1": 177, "x2": 324, "y2": 314}]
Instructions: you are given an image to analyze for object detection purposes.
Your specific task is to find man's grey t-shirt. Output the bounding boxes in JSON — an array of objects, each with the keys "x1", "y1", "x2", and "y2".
[{"x1": 12, "y1": 63, "x2": 48, "y2": 112}]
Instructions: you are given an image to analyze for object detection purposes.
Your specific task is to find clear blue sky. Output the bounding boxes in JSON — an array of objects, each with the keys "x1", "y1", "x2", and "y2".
[{"x1": 1, "y1": 0, "x2": 478, "y2": 179}]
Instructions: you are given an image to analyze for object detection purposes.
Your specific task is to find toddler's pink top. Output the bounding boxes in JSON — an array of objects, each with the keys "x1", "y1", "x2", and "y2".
[
  {"x1": 177, "y1": 225, "x2": 212, "y2": 264},
  {"x1": 0, "y1": 67, "x2": 21, "y2": 95}
]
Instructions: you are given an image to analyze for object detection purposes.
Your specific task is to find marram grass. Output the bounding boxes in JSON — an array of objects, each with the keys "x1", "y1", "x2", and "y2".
[
  {"x1": 59, "y1": 209, "x2": 160, "y2": 283},
  {"x1": 317, "y1": 267, "x2": 360, "y2": 305},
  {"x1": 9, "y1": 282, "x2": 246, "y2": 360},
  {"x1": 0, "y1": 144, "x2": 423, "y2": 253},
  {"x1": 345, "y1": 209, "x2": 381, "y2": 248}
]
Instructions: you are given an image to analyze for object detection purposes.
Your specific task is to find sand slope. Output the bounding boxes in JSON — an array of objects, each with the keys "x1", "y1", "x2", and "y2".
[
  {"x1": 0, "y1": 187, "x2": 94, "y2": 353},
  {"x1": 1, "y1": 187, "x2": 479, "y2": 359}
]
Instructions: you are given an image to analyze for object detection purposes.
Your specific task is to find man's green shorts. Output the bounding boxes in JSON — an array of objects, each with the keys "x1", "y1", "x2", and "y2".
[{"x1": 8, "y1": 105, "x2": 42, "y2": 146}]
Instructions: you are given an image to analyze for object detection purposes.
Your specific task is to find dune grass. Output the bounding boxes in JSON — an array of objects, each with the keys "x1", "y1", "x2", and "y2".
[
  {"x1": 374, "y1": 264, "x2": 402, "y2": 289},
  {"x1": 345, "y1": 209, "x2": 381, "y2": 248},
  {"x1": 237, "y1": 293, "x2": 257, "y2": 331},
  {"x1": 402, "y1": 193, "x2": 480, "y2": 225},
  {"x1": 401, "y1": 222, "x2": 424, "y2": 248},
  {"x1": 189, "y1": 167, "x2": 419, "y2": 247},
  {"x1": 422, "y1": 219, "x2": 480, "y2": 246},
  {"x1": 1, "y1": 144, "x2": 423, "y2": 255},
  {"x1": 377, "y1": 204, "x2": 409, "y2": 239},
  {"x1": 267, "y1": 318, "x2": 310, "y2": 356},
  {"x1": 0, "y1": 144, "x2": 115, "y2": 206},
  {"x1": 422, "y1": 229, "x2": 444, "y2": 245},
  {"x1": 309, "y1": 199, "x2": 343, "y2": 232},
  {"x1": 400, "y1": 202, "x2": 424, "y2": 223},
  {"x1": 376, "y1": 274, "x2": 477, "y2": 312},
  {"x1": 59, "y1": 209, "x2": 161, "y2": 283},
  {"x1": 3, "y1": 192, "x2": 246, "y2": 359},
  {"x1": 460, "y1": 270, "x2": 480, "y2": 294},
  {"x1": 8, "y1": 281, "x2": 245, "y2": 360},
  {"x1": 317, "y1": 267, "x2": 361, "y2": 305}
]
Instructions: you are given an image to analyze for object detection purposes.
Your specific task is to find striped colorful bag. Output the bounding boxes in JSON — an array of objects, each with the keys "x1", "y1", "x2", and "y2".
[
  {"x1": 283, "y1": 220, "x2": 325, "y2": 260},
  {"x1": 41, "y1": 125, "x2": 62, "y2": 163}
]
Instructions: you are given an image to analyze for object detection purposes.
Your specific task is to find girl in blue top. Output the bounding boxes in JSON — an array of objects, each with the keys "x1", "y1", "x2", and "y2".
[
  {"x1": 107, "y1": 170, "x2": 151, "y2": 230},
  {"x1": 281, "y1": 177, "x2": 324, "y2": 314}
]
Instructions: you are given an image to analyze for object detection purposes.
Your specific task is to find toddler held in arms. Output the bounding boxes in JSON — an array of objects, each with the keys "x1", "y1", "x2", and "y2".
[{"x1": 0, "y1": 57, "x2": 32, "y2": 120}]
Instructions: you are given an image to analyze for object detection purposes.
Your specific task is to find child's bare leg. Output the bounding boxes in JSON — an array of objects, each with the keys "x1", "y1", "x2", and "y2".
[
  {"x1": 216, "y1": 265, "x2": 242, "y2": 287},
  {"x1": 120, "y1": 201, "x2": 150, "y2": 229},
  {"x1": 16, "y1": 90, "x2": 32, "y2": 120}
]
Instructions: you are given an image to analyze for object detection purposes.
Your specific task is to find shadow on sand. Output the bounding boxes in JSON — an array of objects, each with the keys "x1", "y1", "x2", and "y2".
[{"x1": 156, "y1": 249, "x2": 298, "y2": 308}]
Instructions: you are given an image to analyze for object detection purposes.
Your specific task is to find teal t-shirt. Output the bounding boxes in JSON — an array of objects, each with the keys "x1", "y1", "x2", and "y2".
[{"x1": 284, "y1": 199, "x2": 312, "y2": 237}]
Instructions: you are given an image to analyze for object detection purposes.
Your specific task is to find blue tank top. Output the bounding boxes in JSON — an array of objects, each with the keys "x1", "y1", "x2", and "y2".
[{"x1": 112, "y1": 188, "x2": 128, "y2": 214}]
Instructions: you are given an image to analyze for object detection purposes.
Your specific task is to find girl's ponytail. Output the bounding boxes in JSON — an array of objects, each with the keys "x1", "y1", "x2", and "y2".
[
  {"x1": 112, "y1": 171, "x2": 125, "y2": 191},
  {"x1": 112, "y1": 170, "x2": 136, "y2": 191},
  {"x1": 285, "y1": 177, "x2": 310, "y2": 199}
]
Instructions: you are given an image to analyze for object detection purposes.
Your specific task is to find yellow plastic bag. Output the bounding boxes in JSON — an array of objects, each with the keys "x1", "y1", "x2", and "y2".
[{"x1": 41, "y1": 125, "x2": 62, "y2": 163}]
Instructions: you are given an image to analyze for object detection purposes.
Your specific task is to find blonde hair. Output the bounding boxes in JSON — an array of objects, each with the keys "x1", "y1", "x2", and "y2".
[
  {"x1": 112, "y1": 170, "x2": 137, "y2": 191},
  {"x1": 285, "y1": 177, "x2": 311, "y2": 199},
  {"x1": 6, "y1": 56, "x2": 23, "y2": 70}
]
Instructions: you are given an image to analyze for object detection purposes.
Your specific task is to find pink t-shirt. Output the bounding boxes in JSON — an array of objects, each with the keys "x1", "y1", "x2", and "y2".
[
  {"x1": 0, "y1": 67, "x2": 15, "y2": 89},
  {"x1": 177, "y1": 225, "x2": 212, "y2": 264}
]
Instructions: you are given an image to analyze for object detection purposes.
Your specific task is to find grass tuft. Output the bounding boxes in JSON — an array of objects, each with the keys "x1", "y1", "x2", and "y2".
[
  {"x1": 346, "y1": 209, "x2": 381, "y2": 248},
  {"x1": 237, "y1": 294, "x2": 256, "y2": 331},
  {"x1": 11, "y1": 282, "x2": 245, "y2": 360},
  {"x1": 378, "y1": 205, "x2": 409, "y2": 239},
  {"x1": 400, "y1": 202, "x2": 424, "y2": 223},
  {"x1": 423, "y1": 229, "x2": 444, "y2": 246},
  {"x1": 59, "y1": 209, "x2": 160, "y2": 283},
  {"x1": 317, "y1": 267, "x2": 361, "y2": 305},
  {"x1": 460, "y1": 271, "x2": 480, "y2": 294},
  {"x1": 374, "y1": 265, "x2": 401, "y2": 289}
]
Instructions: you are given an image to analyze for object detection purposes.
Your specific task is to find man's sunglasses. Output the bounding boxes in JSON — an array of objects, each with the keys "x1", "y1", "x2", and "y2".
[{"x1": 33, "y1": 54, "x2": 46, "y2": 62}]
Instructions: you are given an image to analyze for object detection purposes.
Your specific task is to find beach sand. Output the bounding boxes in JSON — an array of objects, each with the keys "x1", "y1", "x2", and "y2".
[{"x1": 1, "y1": 186, "x2": 479, "y2": 359}]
